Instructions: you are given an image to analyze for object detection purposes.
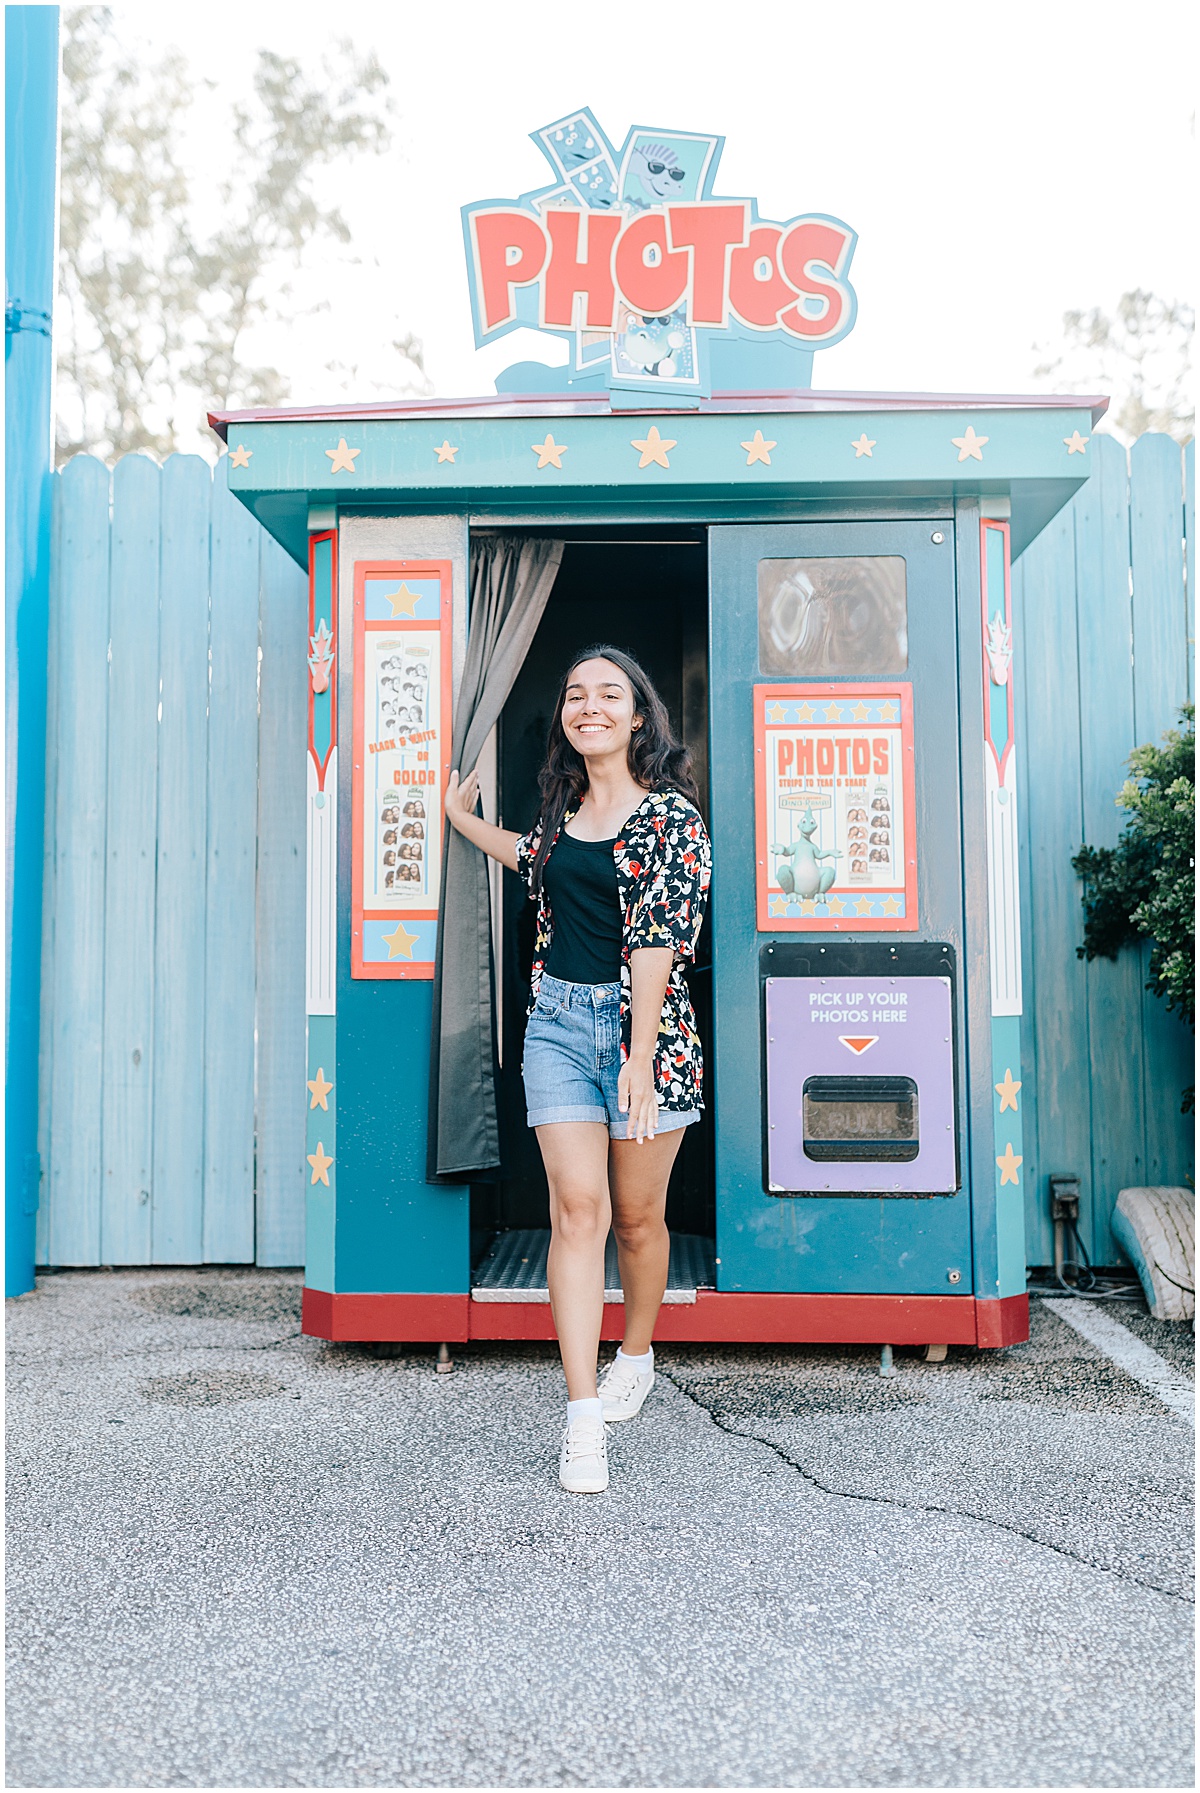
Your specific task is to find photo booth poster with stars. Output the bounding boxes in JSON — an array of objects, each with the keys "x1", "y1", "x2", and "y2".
[
  {"x1": 754, "y1": 682, "x2": 918, "y2": 932},
  {"x1": 351, "y1": 560, "x2": 454, "y2": 978}
]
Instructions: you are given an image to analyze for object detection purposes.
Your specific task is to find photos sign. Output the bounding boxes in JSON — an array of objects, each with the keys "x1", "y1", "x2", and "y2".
[
  {"x1": 462, "y1": 108, "x2": 858, "y2": 400},
  {"x1": 754, "y1": 682, "x2": 918, "y2": 932}
]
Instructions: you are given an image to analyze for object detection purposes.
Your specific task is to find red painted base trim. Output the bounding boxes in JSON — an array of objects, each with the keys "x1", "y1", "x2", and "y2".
[
  {"x1": 974, "y1": 1292, "x2": 1029, "y2": 1347},
  {"x1": 301, "y1": 1287, "x2": 1030, "y2": 1348},
  {"x1": 302, "y1": 1286, "x2": 470, "y2": 1342}
]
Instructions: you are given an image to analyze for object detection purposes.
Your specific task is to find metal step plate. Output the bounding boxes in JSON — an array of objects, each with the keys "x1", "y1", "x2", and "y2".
[{"x1": 471, "y1": 1228, "x2": 716, "y2": 1304}]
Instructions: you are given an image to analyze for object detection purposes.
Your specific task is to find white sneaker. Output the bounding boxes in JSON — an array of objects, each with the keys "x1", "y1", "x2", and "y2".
[
  {"x1": 558, "y1": 1415, "x2": 609, "y2": 1493},
  {"x1": 598, "y1": 1353, "x2": 655, "y2": 1422}
]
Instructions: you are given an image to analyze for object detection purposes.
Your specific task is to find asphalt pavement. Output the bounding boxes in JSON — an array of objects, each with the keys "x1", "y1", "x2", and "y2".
[{"x1": 5, "y1": 1268, "x2": 1194, "y2": 1788}]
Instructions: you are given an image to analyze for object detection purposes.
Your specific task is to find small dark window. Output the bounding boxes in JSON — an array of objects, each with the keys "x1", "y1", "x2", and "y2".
[
  {"x1": 758, "y1": 556, "x2": 908, "y2": 675},
  {"x1": 802, "y1": 1075, "x2": 919, "y2": 1162}
]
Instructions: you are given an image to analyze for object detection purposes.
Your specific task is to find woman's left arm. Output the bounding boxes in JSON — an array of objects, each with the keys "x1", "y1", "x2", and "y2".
[
  {"x1": 619, "y1": 803, "x2": 712, "y2": 1141},
  {"x1": 618, "y1": 947, "x2": 675, "y2": 1143}
]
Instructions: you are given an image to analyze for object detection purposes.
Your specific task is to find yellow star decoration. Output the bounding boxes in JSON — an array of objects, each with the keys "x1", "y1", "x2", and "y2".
[
  {"x1": 795, "y1": 702, "x2": 815, "y2": 723},
  {"x1": 384, "y1": 583, "x2": 420, "y2": 618},
  {"x1": 995, "y1": 1067, "x2": 1022, "y2": 1112},
  {"x1": 383, "y1": 918, "x2": 419, "y2": 959},
  {"x1": 434, "y1": 440, "x2": 459, "y2": 464},
  {"x1": 851, "y1": 701, "x2": 871, "y2": 722},
  {"x1": 307, "y1": 1141, "x2": 333, "y2": 1186},
  {"x1": 800, "y1": 898, "x2": 817, "y2": 915},
  {"x1": 854, "y1": 896, "x2": 875, "y2": 916},
  {"x1": 307, "y1": 1067, "x2": 333, "y2": 1111},
  {"x1": 881, "y1": 896, "x2": 902, "y2": 915},
  {"x1": 766, "y1": 702, "x2": 787, "y2": 723},
  {"x1": 851, "y1": 433, "x2": 876, "y2": 458},
  {"x1": 880, "y1": 701, "x2": 899, "y2": 721},
  {"x1": 996, "y1": 1141, "x2": 1022, "y2": 1185},
  {"x1": 768, "y1": 893, "x2": 789, "y2": 917},
  {"x1": 1063, "y1": 430, "x2": 1089, "y2": 455},
  {"x1": 631, "y1": 425, "x2": 676, "y2": 469},
  {"x1": 824, "y1": 895, "x2": 844, "y2": 914},
  {"x1": 531, "y1": 434, "x2": 567, "y2": 470},
  {"x1": 741, "y1": 430, "x2": 776, "y2": 467},
  {"x1": 326, "y1": 438, "x2": 361, "y2": 474},
  {"x1": 228, "y1": 444, "x2": 252, "y2": 469},
  {"x1": 951, "y1": 425, "x2": 988, "y2": 462}
]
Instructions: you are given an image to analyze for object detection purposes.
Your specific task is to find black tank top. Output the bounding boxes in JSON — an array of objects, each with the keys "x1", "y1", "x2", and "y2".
[{"x1": 542, "y1": 828, "x2": 622, "y2": 985}]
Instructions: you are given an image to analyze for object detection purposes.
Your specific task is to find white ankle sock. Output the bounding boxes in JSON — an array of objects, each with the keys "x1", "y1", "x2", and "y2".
[
  {"x1": 566, "y1": 1397, "x2": 603, "y2": 1426},
  {"x1": 616, "y1": 1346, "x2": 653, "y2": 1371}
]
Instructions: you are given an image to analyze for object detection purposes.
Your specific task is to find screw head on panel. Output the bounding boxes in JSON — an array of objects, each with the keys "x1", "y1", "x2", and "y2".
[
  {"x1": 947, "y1": 1269, "x2": 962, "y2": 1284},
  {"x1": 931, "y1": 531, "x2": 945, "y2": 543}
]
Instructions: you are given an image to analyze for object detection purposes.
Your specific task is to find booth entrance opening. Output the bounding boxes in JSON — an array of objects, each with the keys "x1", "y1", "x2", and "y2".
[{"x1": 469, "y1": 527, "x2": 715, "y2": 1301}]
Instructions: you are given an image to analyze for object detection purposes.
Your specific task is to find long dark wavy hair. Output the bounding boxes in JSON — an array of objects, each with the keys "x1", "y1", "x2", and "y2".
[{"x1": 531, "y1": 643, "x2": 698, "y2": 891}]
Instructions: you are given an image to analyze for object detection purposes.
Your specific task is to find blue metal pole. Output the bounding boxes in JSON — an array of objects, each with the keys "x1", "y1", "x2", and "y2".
[{"x1": 6, "y1": 7, "x2": 60, "y2": 1296}]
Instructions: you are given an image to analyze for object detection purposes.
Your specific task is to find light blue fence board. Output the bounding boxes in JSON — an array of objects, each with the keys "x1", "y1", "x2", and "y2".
[
  {"x1": 152, "y1": 456, "x2": 211, "y2": 1262},
  {"x1": 1129, "y1": 434, "x2": 1193, "y2": 1193},
  {"x1": 1130, "y1": 432, "x2": 1189, "y2": 745},
  {"x1": 254, "y1": 530, "x2": 308, "y2": 1266},
  {"x1": 202, "y1": 463, "x2": 260, "y2": 1261},
  {"x1": 1071, "y1": 435, "x2": 1147, "y2": 1259},
  {"x1": 45, "y1": 456, "x2": 110, "y2": 1264},
  {"x1": 1013, "y1": 506, "x2": 1094, "y2": 1267},
  {"x1": 100, "y1": 455, "x2": 161, "y2": 1263}
]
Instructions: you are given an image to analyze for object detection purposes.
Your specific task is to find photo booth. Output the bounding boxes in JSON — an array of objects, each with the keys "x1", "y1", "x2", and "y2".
[{"x1": 211, "y1": 108, "x2": 1103, "y2": 1351}]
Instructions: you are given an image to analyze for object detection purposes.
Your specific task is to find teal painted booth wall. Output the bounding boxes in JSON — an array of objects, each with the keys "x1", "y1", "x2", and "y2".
[{"x1": 1013, "y1": 432, "x2": 1194, "y2": 1266}]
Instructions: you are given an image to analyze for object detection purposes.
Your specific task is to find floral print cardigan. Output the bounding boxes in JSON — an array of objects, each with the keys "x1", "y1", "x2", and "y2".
[{"x1": 514, "y1": 788, "x2": 712, "y2": 1112}]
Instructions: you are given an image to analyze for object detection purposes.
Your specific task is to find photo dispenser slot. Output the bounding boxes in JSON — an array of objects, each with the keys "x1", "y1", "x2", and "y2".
[{"x1": 801, "y1": 1074, "x2": 919, "y2": 1163}]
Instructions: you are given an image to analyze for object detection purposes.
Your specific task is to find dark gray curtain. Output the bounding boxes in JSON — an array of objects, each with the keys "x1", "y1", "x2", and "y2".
[{"x1": 427, "y1": 535, "x2": 564, "y2": 1180}]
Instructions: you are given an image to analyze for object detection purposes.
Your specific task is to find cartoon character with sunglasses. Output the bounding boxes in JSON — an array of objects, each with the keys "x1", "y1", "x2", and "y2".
[
  {"x1": 618, "y1": 312, "x2": 687, "y2": 377},
  {"x1": 627, "y1": 141, "x2": 689, "y2": 207}
]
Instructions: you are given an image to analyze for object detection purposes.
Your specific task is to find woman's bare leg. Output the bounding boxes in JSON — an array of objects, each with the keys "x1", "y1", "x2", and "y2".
[
  {"x1": 536, "y1": 1121, "x2": 612, "y2": 1401},
  {"x1": 608, "y1": 1129, "x2": 684, "y2": 1356}
]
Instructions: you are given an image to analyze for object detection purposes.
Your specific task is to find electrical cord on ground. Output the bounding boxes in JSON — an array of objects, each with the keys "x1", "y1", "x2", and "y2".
[{"x1": 1028, "y1": 1215, "x2": 1142, "y2": 1301}]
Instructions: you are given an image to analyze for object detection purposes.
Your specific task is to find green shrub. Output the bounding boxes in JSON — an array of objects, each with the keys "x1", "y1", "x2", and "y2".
[{"x1": 1072, "y1": 704, "x2": 1195, "y2": 1109}]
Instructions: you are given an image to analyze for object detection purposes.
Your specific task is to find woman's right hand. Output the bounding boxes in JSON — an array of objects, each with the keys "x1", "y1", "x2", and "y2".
[
  {"x1": 444, "y1": 767, "x2": 479, "y2": 832},
  {"x1": 442, "y1": 769, "x2": 522, "y2": 870}
]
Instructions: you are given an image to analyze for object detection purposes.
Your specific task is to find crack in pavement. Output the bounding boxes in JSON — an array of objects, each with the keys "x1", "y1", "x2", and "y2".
[
  {"x1": 7, "y1": 1331, "x2": 307, "y2": 1370},
  {"x1": 656, "y1": 1366, "x2": 1194, "y2": 1605}
]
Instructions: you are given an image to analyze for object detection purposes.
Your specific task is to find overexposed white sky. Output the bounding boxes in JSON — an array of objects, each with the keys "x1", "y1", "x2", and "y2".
[{"x1": 111, "y1": 0, "x2": 1196, "y2": 420}]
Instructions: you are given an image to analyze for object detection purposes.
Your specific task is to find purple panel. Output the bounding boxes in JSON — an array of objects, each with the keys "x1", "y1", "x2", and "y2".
[{"x1": 765, "y1": 975, "x2": 956, "y2": 1193}]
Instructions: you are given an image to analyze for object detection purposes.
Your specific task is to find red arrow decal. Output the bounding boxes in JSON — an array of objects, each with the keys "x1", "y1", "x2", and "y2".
[{"x1": 839, "y1": 1035, "x2": 879, "y2": 1055}]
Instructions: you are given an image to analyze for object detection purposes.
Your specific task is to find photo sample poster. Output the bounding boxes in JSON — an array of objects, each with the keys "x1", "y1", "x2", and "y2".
[
  {"x1": 352, "y1": 560, "x2": 453, "y2": 977},
  {"x1": 754, "y1": 682, "x2": 918, "y2": 931}
]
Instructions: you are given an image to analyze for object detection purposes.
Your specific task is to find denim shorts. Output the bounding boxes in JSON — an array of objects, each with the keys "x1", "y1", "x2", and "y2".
[{"x1": 523, "y1": 973, "x2": 699, "y2": 1139}]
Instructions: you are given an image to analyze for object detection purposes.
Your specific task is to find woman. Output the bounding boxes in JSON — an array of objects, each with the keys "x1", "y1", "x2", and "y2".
[{"x1": 445, "y1": 645, "x2": 711, "y2": 1494}]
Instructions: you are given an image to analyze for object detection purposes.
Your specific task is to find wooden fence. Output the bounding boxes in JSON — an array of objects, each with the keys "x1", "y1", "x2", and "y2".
[
  {"x1": 36, "y1": 436, "x2": 1193, "y2": 1269},
  {"x1": 37, "y1": 454, "x2": 308, "y2": 1267},
  {"x1": 1014, "y1": 432, "x2": 1194, "y2": 1266}
]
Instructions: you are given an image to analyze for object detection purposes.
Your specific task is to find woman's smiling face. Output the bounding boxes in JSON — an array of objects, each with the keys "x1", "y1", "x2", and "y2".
[{"x1": 561, "y1": 657, "x2": 641, "y2": 762}]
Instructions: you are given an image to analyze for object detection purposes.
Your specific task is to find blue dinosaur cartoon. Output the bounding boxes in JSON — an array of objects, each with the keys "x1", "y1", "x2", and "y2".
[{"x1": 771, "y1": 809, "x2": 841, "y2": 897}]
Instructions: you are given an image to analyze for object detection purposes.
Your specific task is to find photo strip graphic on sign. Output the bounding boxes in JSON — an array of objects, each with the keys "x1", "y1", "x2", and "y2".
[{"x1": 352, "y1": 562, "x2": 453, "y2": 979}]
